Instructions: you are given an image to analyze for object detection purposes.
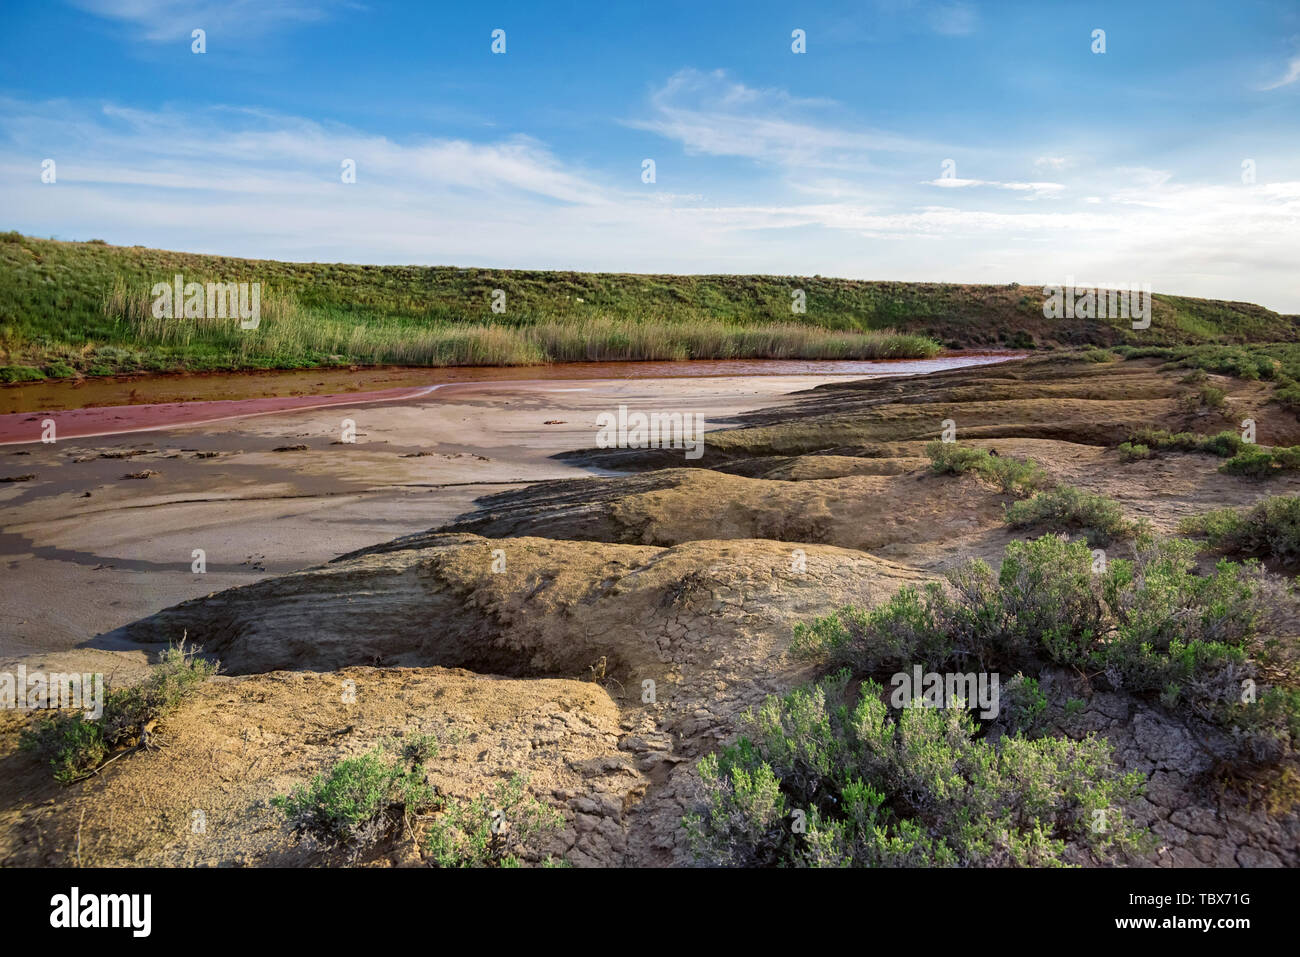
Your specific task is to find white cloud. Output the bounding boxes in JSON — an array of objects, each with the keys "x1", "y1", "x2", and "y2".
[
  {"x1": 629, "y1": 68, "x2": 943, "y2": 169},
  {"x1": 1034, "y1": 156, "x2": 1070, "y2": 170},
  {"x1": 924, "y1": 177, "x2": 1065, "y2": 199},
  {"x1": 1261, "y1": 56, "x2": 1300, "y2": 90},
  {"x1": 68, "y1": 0, "x2": 350, "y2": 42},
  {"x1": 3, "y1": 95, "x2": 1299, "y2": 312}
]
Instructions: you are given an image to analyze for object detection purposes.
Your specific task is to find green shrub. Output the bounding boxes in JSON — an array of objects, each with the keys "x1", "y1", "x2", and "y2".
[
  {"x1": 792, "y1": 534, "x2": 1295, "y2": 757},
  {"x1": 0, "y1": 365, "x2": 44, "y2": 383},
  {"x1": 1129, "y1": 428, "x2": 1243, "y2": 457},
  {"x1": 1118, "y1": 442, "x2": 1151, "y2": 461},
  {"x1": 1001, "y1": 675, "x2": 1049, "y2": 735},
  {"x1": 1081, "y1": 348, "x2": 1117, "y2": 363},
  {"x1": 925, "y1": 440, "x2": 988, "y2": 475},
  {"x1": 1220, "y1": 445, "x2": 1276, "y2": 478},
  {"x1": 684, "y1": 672, "x2": 1146, "y2": 867},
  {"x1": 424, "y1": 773, "x2": 564, "y2": 868},
  {"x1": 924, "y1": 441, "x2": 1046, "y2": 495},
  {"x1": 43, "y1": 361, "x2": 76, "y2": 379},
  {"x1": 273, "y1": 742, "x2": 436, "y2": 848},
  {"x1": 1200, "y1": 386, "x2": 1228, "y2": 409},
  {"x1": 984, "y1": 455, "x2": 1049, "y2": 494},
  {"x1": 1004, "y1": 485, "x2": 1136, "y2": 547},
  {"x1": 21, "y1": 641, "x2": 217, "y2": 783},
  {"x1": 1180, "y1": 497, "x2": 1300, "y2": 562}
]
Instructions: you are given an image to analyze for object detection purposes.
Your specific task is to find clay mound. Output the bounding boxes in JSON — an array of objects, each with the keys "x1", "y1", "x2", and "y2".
[
  {"x1": 0, "y1": 666, "x2": 639, "y2": 867},
  {"x1": 118, "y1": 533, "x2": 900, "y2": 693},
  {"x1": 716, "y1": 454, "x2": 930, "y2": 480},
  {"x1": 557, "y1": 357, "x2": 1298, "y2": 470},
  {"x1": 445, "y1": 468, "x2": 1006, "y2": 553}
]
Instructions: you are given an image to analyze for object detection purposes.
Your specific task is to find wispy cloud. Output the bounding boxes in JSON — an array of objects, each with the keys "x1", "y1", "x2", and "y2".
[
  {"x1": 1261, "y1": 55, "x2": 1300, "y2": 90},
  {"x1": 3, "y1": 94, "x2": 1299, "y2": 311},
  {"x1": 68, "y1": 0, "x2": 351, "y2": 42},
  {"x1": 630, "y1": 68, "x2": 941, "y2": 169},
  {"x1": 923, "y1": 177, "x2": 1065, "y2": 199}
]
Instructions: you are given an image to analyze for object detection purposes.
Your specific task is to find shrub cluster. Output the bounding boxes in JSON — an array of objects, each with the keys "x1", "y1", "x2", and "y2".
[
  {"x1": 792, "y1": 535, "x2": 1295, "y2": 757},
  {"x1": 1180, "y1": 496, "x2": 1300, "y2": 563},
  {"x1": 685, "y1": 670, "x2": 1146, "y2": 867},
  {"x1": 925, "y1": 441, "x2": 1048, "y2": 495},
  {"x1": 1003, "y1": 486, "x2": 1139, "y2": 547},
  {"x1": 273, "y1": 738, "x2": 565, "y2": 866}
]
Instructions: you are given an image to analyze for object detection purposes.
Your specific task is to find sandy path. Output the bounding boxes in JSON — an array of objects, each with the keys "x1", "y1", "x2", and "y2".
[{"x1": 0, "y1": 373, "x2": 896, "y2": 669}]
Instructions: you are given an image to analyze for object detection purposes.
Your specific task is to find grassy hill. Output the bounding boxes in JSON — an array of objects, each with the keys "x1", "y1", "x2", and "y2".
[{"x1": 2, "y1": 231, "x2": 1297, "y2": 381}]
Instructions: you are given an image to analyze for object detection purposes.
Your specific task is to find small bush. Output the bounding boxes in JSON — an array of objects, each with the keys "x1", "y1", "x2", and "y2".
[
  {"x1": 1004, "y1": 485, "x2": 1136, "y2": 547},
  {"x1": 424, "y1": 773, "x2": 564, "y2": 868},
  {"x1": 925, "y1": 440, "x2": 988, "y2": 475},
  {"x1": 925, "y1": 441, "x2": 1046, "y2": 495},
  {"x1": 273, "y1": 742, "x2": 436, "y2": 849},
  {"x1": 43, "y1": 361, "x2": 77, "y2": 379},
  {"x1": 1118, "y1": 442, "x2": 1151, "y2": 462},
  {"x1": 1001, "y1": 675, "x2": 1049, "y2": 735},
  {"x1": 1081, "y1": 348, "x2": 1117, "y2": 363},
  {"x1": 1199, "y1": 386, "x2": 1228, "y2": 409},
  {"x1": 0, "y1": 365, "x2": 44, "y2": 383},
  {"x1": 1180, "y1": 497, "x2": 1300, "y2": 563},
  {"x1": 21, "y1": 641, "x2": 217, "y2": 783},
  {"x1": 1220, "y1": 445, "x2": 1277, "y2": 478}
]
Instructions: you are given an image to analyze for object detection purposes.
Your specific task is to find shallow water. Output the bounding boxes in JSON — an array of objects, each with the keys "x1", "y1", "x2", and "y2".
[{"x1": 0, "y1": 352, "x2": 1022, "y2": 444}]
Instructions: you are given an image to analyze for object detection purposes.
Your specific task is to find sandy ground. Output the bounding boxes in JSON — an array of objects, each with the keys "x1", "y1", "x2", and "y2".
[{"x1": 0, "y1": 373, "x2": 884, "y2": 674}]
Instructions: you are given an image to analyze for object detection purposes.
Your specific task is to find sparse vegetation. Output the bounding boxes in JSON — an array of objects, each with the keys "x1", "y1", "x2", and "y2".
[
  {"x1": 1004, "y1": 485, "x2": 1139, "y2": 546},
  {"x1": 924, "y1": 441, "x2": 1048, "y2": 495},
  {"x1": 20, "y1": 641, "x2": 218, "y2": 784},
  {"x1": 684, "y1": 669, "x2": 1146, "y2": 867},
  {"x1": 273, "y1": 738, "x2": 565, "y2": 866},
  {"x1": 1118, "y1": 441, "x2": 1151, "y2": 461},
  {"x1": 424, "y1": 773, "x2": 565, "y2": 868},
  {"x1": 790, "y1": 534, "x2": 1297, "y2": 761},
  {"x1": 1180, "y1": 496, "x2": 1300, "y2": 563},
  {"x1": 272, "y1": 740, "x2": 437, "y2": 849}
]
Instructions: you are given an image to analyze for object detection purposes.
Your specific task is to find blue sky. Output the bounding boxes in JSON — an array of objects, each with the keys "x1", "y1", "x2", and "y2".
[{"x1": 2, "y1": 0, "x2": 1298, "y2": 310}]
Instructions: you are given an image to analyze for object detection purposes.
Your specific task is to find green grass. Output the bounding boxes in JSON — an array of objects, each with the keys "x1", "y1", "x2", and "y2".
[{"x1": 3, "y1": 233, "x2": 1297, "y2": 378}]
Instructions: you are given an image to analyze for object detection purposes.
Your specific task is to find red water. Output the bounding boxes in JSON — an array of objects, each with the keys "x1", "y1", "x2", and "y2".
[{"x1": 0, "y1": 353, "x2": 1020, "y2": 445}]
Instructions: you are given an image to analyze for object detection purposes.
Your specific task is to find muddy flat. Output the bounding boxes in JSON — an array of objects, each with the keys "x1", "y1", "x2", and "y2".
[{"x1": 4, "y1": 352, "x2": 1299, "y2": 870}]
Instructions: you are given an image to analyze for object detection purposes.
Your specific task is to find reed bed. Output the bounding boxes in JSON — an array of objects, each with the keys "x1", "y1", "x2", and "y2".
[{"x1": 114, "y1": 281, "x2": 940, "y2": 368}]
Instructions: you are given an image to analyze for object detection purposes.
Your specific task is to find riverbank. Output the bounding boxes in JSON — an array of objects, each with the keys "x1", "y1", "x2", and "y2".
[{"x1": 5, "y1": 234, "x2": 1297, "y2": 386}]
